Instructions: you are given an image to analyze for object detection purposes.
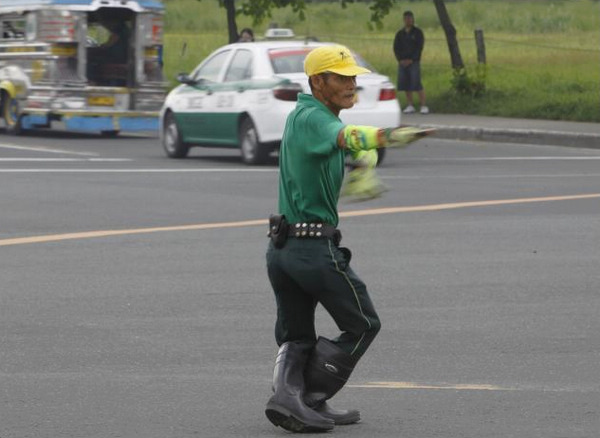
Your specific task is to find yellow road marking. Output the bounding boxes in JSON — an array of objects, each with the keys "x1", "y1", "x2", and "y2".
[
  {"x1": 349, "y1": 381, "x2": 514, "y2": 391},
  {"x1": 338, "y1": 193, "x2": 600, "y2": 218},
  {"x1": 1, "y1": 193, "x2": 599, "y2": 248},
  {"x1": 0, "y1": 219, "x2": 267, "y2": 247}
]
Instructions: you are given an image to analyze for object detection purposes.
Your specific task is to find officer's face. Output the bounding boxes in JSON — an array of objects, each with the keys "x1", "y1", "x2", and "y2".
[
  {"x1": 404, "y1": 15, "x2": 414, "y2": 28},
  {"x1": 313, "y1": 73, "x2": 357, "y2": 114}
]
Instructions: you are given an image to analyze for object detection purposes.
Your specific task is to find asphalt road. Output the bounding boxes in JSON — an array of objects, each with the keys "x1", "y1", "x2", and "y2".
[{"x1": 1, "y1": 131, "x2": 599, "y2": 438}]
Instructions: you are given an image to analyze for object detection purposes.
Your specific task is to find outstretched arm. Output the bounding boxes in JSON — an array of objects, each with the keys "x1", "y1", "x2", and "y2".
[{"x1": 337, "y1": 125, "x2": 435, "y2": 152}]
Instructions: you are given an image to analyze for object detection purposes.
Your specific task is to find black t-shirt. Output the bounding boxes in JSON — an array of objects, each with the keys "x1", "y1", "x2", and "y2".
[{"x1": 393, "y1": 26, "x2": 424, "y2": 62}]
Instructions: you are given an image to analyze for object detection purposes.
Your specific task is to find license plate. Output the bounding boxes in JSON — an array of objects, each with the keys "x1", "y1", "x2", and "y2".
[{"x1": 88, "y1": 96, "x2": 115, "y2": 106}]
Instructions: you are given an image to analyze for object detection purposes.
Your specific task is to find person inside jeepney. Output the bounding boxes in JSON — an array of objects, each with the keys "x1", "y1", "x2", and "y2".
[
  {"x1": 98, "y1": 15, "x2": 130, "y2": 64},
  {"x1": 87, "y1": 11, "x2": 131, "y2": 85}
]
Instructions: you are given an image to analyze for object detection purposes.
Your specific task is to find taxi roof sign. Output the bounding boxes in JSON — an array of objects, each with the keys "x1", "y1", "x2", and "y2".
[{"x1": 265, "y1": 28, "x2": 295, "y2": 39}]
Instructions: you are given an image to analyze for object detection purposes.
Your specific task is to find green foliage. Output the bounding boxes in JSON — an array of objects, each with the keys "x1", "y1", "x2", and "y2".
[
  {"x1": 237, "y1": 0, "x2": 307, "y2": 25},
  {"x1": 163, "y1": 0, "x2": 225, "y2": 32},
  {"x1": 162, "y1": 0, "x2": 600, "y2": 122},
  {"x1": 451, "y1": 64, "x2": 486, "y2": 97},
  {"x1": 193, "y1": 0, "x2": 397, "y2": 29},
  {"x1": 340, "y1": 0, "x2": 396, "y2": 30}
]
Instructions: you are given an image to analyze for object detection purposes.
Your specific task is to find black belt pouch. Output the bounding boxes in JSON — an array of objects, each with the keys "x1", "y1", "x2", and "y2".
[{"x1": 269, "y1": 214, "x2": 288, "y2": 249}]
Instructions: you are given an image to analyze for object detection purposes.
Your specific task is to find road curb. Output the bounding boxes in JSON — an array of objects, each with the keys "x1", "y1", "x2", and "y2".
[{"x1": 409, "y1": 123, "x2": 600, "y2": 150}]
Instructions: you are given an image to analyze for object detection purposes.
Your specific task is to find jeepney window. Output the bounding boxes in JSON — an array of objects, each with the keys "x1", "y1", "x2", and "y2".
[
  {"x1": 224, "y1": 50, "x2": 253, "y2": 82},
  {"x1": 1, "y1": 17, "x2": 26, "y2": 41},
  {"x1": 86, "y1": 12, "x2": 132, "y2": 56},
  {"x1": 86, "y1": 8, "x2": 134, "y2": 86},
  {"x1": 192, "y1": 50, "x2": 230, "y2": 83}
]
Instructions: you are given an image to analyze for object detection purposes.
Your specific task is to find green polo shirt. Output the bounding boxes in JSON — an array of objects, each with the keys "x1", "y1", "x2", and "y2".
[{"x1": 278, "y1": 93, "x2": 346, "y2": 227}]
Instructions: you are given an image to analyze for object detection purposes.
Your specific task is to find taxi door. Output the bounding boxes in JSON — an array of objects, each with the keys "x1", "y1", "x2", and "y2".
[
  {"x1": 211, "y1": 48, "x2": 253, "y2": 147},
  {"x1": 177, "y1": 49, "x2": 231, "y2": 143},
  {"x1": 178, "y1": 48, "x2": 254, "y2": 146},
  {"x1": 200, "y1": 48, "x2": 253, "y2": 146}
]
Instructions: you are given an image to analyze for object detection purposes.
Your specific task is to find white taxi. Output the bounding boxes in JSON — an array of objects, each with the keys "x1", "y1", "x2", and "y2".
[{"x1": 160, "y1": 40, "x2": 401, "y2": 164}]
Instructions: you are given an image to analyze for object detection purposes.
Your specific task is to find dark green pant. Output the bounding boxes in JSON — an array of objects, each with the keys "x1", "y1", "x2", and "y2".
[{"x1": 266, "y1": 237, "x2": 381, "y2": 359}]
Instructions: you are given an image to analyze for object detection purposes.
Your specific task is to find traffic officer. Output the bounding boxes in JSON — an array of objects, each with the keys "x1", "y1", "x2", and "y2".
[{"x1": 265, "y1": 45, "x2": 414, "y2": 433}]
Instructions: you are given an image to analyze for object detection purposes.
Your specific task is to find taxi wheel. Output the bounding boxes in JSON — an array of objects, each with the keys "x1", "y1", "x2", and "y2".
[
  {"x1": 240, "y1": 118, "x2": 268, "y2": 165},
  {"x1": 2, "y1": 93, "x2": 23, "y2": 135},
  {"x1": 163, "y1": 111, "x2": 189, "y2": 158}
]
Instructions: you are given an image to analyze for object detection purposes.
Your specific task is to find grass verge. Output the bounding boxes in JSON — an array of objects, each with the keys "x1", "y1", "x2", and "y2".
[{"x1": 162, "y1": 0, "x2": 600, "y2": 122}]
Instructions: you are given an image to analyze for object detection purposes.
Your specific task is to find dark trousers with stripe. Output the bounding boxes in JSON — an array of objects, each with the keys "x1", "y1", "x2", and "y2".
[{"x1": 266, "y1": 237, "x2": 381, "y2": 359}]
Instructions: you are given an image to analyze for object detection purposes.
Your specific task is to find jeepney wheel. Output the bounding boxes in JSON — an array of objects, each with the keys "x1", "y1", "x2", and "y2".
[
  {"x1": 163, "y1": 111, "x2": 189, "y2": 158},
  {"x1": 2, "y1": 93, "x2": 23, "y2": 136},
  {"x1": 240, "y1": 117, "x2": 269, "y2": 165},
  {"x1": 101, "y1": 130, "x2": 120, "y2": 138}
]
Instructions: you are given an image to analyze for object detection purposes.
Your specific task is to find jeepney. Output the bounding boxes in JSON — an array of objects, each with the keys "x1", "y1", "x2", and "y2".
[{"x1": 0, "y1": 0, "x2": 166, "y2": 135}]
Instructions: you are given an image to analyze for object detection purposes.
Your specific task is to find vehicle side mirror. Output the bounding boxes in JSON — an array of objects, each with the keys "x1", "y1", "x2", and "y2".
[{"x1": 176, "y1": 73, "x2": 196, "y2": 85}]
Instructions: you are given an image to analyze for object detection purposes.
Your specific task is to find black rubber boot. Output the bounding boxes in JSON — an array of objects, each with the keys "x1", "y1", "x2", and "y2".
[
  {"x1": 265, "y1": 342, "x2": 334, "y2": 433},
  {"x1": 303, "y1": 337, "x2": 361, "y2": 425}
]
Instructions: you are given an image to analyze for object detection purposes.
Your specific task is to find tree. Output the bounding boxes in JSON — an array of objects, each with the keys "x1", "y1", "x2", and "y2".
[
  {"x1": 206, "y1": 0, "x2": 463, "y2": 70},
  {"x1": 200, "y1": 0, "x2": 397, "y2": 43},
  {"x1": 432, "y1": 0, "x2": 485, "y2": 95},
  {"x1": 204, "y1": 0, "x2": 477, "y2": 93},
  {"x1": 223, "y1": 0, "x2": 238, "y2": 45},
  {"x1": 432, "y1": 0, "x2": 464, "y2": 70}
]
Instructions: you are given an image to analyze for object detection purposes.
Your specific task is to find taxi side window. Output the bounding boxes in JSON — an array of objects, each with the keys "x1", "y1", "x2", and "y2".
[
  {"x1": 193, "y1": 50, "x2": 230, "y2": 83},
  {"x1": 224, "y1": 50, "x2": 253, "y2": 82}
]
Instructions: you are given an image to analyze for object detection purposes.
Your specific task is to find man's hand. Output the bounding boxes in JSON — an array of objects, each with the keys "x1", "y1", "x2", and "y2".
[
  {"x1": 341, "y1": 167, "x2": 387, "y2": 202},
  {"x1": 384, "y1": 127, "x2": 436, "y2": 148},
  {"x1": 351, "y1": 150, "x2": 378, "y2": 169},
  {"x1": 400, "y1": 59, "x2": 413, "y2": 67},
  {"x1": 340, "y1": 126, "x2": 434, "y2": 153},
  {"x1": 342, "y1": 150, "x2": 387, "y2": 202}
]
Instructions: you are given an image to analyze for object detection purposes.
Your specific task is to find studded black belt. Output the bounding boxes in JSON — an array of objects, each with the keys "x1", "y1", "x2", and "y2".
[{"x1": 287, "y1": 222, "x2": 339, "y2": 240}]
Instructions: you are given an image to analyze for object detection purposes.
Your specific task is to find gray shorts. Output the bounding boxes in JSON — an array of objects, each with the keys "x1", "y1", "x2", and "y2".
[{"x1": 397, "y1": 61, "x2": 423, "y2": 91}]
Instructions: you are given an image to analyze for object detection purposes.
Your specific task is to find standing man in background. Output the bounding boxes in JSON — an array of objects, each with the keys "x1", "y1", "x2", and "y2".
[{"x1": 394, "y1": 10, "x2": 429, "y2": 114}]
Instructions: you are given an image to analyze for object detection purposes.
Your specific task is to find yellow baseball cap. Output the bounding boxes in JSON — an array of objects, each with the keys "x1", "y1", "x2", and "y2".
[{"x1": 304, "y1": 45, "x2": 371, "y2": 77}]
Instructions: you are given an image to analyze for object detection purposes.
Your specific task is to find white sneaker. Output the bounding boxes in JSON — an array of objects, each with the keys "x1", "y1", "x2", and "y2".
[
  {"x1": 403, "y1": 105, "x2": 416, "y2": 114},
  {"x1": 420, "y1": 106, "x2": 430, "y2": 114}
]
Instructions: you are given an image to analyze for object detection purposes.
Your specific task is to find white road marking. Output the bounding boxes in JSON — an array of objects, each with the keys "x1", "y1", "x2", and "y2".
[
  {"x1": 0, "y1": 168, "x2": 278, "y2": 173},
  {"x1": 0, "y1": 168, "x2": 597, "y2": 178},
  {"x1": 381, "y1": 173, "x2": 600, "y2": 180},
  {"x1": 0, "y1": 143, "x2": 99, "y2": 157},
  {"x1": 88, "y1": 158, "x2": 133, "y2": 162},
  {"x1": 477, "y1": 156, "x2": 600, "y2": 160},
  {"x1": 405, "y1": 156, "x2": 600, "y2": 161},
  {"x1": 0, "y1": 158, "x2": 132, "y2": 162}
]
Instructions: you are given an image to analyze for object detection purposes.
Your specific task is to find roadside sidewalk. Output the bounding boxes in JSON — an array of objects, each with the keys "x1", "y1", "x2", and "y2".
[{"x1": 402, "y1": 113, "x2": 600, "y2": 149}]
